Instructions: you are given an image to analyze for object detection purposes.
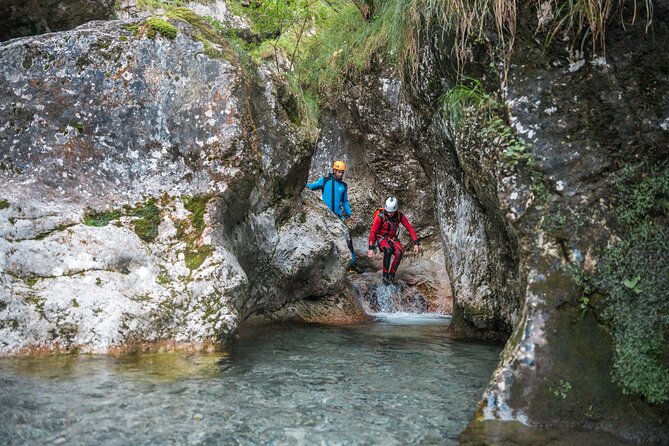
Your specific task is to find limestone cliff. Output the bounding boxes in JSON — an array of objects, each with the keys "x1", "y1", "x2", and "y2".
[
  {"x1": 0, "y1": 13, "x2": 356, "y2": 355},
  {"x1": 377, "y1": 2, "x2": 668, "y2": 443}
]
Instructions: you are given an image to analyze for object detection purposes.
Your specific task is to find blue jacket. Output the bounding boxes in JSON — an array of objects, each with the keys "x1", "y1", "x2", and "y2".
[{"x1": 307, "y1": 174, "x2": 352, "y2": 217}]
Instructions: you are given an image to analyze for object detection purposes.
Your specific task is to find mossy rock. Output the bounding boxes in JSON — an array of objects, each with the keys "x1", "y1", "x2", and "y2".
[
  {"x1": 132, "y1": 198, "x2": 161, "y2": 242},
  {"x1": 146, "y1": 17, "x2": 178, "y2": 39},
  {"x1": 184, "y1": 245, "x2": 213, "y2": 270},
  {"x1": 83, "y1": 209, "x2": 122, "y2": 227}
]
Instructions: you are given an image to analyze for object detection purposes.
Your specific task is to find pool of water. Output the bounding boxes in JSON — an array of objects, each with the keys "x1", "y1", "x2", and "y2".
[{"x1": 0, "y1": 318, "x2": 502, "y2": 445}]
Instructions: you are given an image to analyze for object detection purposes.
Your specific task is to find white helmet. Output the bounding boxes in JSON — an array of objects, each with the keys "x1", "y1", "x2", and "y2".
[{"x1": 384, "y1": 196, "x2": 398, "y2": 212}]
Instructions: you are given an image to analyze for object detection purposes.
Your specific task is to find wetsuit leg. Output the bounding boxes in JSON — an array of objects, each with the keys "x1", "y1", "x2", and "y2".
[
  {"x1": 389, "y1": 240, "x2": 404, "y2": 274},
  {"x1": 378, "y1": 239, "x2": 393, "y2": 273},
  {"x1": 346, "y1": 230, "x2": 356, "y2": 264}
]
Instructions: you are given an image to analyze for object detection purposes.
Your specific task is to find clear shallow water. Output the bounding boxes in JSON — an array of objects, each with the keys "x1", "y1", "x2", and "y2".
[{"x1": 0, "y1": 319, "x2": 501, "y2": 445}]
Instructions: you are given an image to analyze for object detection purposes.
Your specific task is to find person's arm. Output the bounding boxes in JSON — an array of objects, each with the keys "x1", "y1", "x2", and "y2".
[
  {"x1": 401, "y1": 213, "x2": 420, "y2": 254},
  {"x1": 367, "y1": 216, "x2": 381, "y2": 257},
  {"x1": 306, "y1": 177, "x2": 325, "y2": 191},
  {"x1": 341, "y1": 183, "x2": 353, "y2": 217}
]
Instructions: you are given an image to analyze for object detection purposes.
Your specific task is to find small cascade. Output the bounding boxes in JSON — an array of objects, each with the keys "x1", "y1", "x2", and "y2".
[
  {"x1": 349, "y1": 273, "x2": 447, "y2": 318},
  {"x1": 369, "y1": 282, "x2": 427, "y2": 314}
]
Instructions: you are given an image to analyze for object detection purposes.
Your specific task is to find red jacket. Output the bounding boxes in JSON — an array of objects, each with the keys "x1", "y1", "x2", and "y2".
[{"x1": 368, "y1": 211, "x2": 418, "y2": 248}]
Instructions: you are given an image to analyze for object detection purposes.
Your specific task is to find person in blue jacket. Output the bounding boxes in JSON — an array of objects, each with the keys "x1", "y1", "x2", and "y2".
[{"x1": 307, "y1": 160, "x2": 361, "y2": 273}]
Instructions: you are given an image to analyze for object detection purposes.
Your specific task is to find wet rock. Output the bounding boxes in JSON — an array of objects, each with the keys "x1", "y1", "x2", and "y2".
[
  {"x1": 0, "y1": 14, "x2": 349, "y2": 355},
  {"x1": 395, "y1": 2, "x2": 669, "y2": 443},
  {"x1": 308, "y1": 67, "x2": 452, "y2": 317}
]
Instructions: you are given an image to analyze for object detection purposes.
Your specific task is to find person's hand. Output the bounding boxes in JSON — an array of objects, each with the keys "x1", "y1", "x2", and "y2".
[
  {"x1": 413, "y1": 244, "x2": 420, "y2": 255},
  {"x1": 367, "y1": 249, "x2": 375, "y2": 258},
  {"x1": 348, "y1": 215, "x2": 356, "y2": 225}
]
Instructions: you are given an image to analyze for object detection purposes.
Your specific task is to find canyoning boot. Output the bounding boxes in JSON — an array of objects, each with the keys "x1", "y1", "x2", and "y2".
[
  {"x1": 382, "y1": 272, "x2": 391, "y2": 284},
  {"x1": 389, "y1": 272, "x2": 396, "y2": 284},
  {"x1": 347, "y1": 263, "x2": 363, "y2": 274}
]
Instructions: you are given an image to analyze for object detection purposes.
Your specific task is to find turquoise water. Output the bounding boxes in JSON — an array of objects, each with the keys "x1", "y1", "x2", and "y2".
[{"x1": 0, "y1": 318, "x2": 502, "y2": 445}]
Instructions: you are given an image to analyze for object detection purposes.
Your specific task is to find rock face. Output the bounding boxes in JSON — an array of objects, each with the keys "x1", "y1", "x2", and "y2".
[
  {"x1": 371, "y1": 2, "x2": 668, "y2": 443},
  {"x1": 0, "y1": 0, "x2": 116, "y2": 42},
  {"x1": 308, "y1": 70, "x2": 453, "y2": 315},
  {"x1": 0, "y1": 14, "x2": 351, "y2": 354}
]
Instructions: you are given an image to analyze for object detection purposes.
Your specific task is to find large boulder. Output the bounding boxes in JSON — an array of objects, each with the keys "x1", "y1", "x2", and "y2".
[{"x1": 0, "y1": 12, "x2": 351, "y2": 355}]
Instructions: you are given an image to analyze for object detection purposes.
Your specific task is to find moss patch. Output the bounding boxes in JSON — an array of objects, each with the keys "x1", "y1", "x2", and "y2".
[
  {"x1": 180, "y1": 195, "x2": 214, "y2": 271},
  {"x1": 156, "y1": 266, "x2": 171, "y2": 285},
  {"x1": 147, "y1": 17, "x2": 178, "y2": 39},
  {"x1": 184, "y1": 245, "x2": 213, "y2": 270},
  {"x1": 0, "y1": 199, "x2": 9, "y2": 210},
  {"x1": 182, "y1": 195, "x2": 209, "y2": 233},
  {"x1": 166, "y1": 8, "x2": 235, "y2": 61},
  {"x1": 572, "y1": 167, "x2": 669, "y2": 404},
  {"x1": 83, "y1": 209, "x2": 122, "y2": 227},
  {"x1": 131, "y1": 198, "x2": 161, "y2": 242}
]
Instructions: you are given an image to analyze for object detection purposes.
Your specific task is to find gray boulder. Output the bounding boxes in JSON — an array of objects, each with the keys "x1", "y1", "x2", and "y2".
[{"x1": 0, "y1": 13, "x2": 349, "y2": 355}]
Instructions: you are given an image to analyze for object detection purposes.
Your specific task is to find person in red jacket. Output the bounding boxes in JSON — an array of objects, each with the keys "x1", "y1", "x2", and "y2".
[{"x1": 367, "y1": 196, "x2": 420, "y2": 284}]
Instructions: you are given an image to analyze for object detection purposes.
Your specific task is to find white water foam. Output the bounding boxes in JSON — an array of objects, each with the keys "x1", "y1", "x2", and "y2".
[{"x1": 374, "y1": 312, "x2": 452, "y2": 325}]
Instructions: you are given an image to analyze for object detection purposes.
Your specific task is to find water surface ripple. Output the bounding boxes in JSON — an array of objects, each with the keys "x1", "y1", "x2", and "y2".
[{"x1": 0, "y1": 319, "x2": 502, "y2": 445}]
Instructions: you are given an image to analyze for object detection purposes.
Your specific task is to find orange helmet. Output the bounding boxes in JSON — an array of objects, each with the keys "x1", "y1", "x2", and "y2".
[{"x1": 333, "y1": 160, "x2": 346, "y2": 171}]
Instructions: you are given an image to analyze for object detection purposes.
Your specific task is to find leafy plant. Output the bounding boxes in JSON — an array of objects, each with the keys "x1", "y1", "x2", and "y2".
[
  {"x1": 551, "y1": 379, "x2": 572, "y2": 399},
  {"x1": 572, "y1": 167, "x2": 669, "y2": 404},
  {"x1": 622, "y1": 275, "x2": 641, "y2": 294},
  {"x1": 441, "y1": 78, "x2": 533, "y2": 170}
]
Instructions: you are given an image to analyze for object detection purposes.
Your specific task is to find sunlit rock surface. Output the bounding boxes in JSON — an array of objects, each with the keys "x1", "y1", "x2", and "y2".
[{"x1": 0, "y1": 15, "x2": 349, "y2": 355}]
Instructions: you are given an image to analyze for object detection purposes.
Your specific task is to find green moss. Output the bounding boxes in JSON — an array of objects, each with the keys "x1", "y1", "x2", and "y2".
[
  {"x1": 22, "y1": 55, "x2": 33, "y2": 70},
  {"x1": 131, "y1": 294, "x2": 153, "y2": 302},
  {"x1": 156, "y1": 266, "x2": 171, "y2": 285},
  {"x1": 132, "y1": 198, "x2": 161, "y2": 242},
  {"x1": 0, "y1": 199, "x2": 9, "y2": 210},
  {"x1": 24, "y1": 293, "x2": 45, "y2": 316},
  {"x1": 184, "y1": 245, "x2": 213, "y2": 270},
  {"x1": 83, "y1": 209, "x2": 121, "y2": 227},
  {"x1": 572, "y1": 167, "x2": 669, "y2": 404},
  {"x1": 146, "y1": 17, "x2": 179, "y2": 39},
  {"x1": 25, "y1": 277, "x2": 38, "y2": 287},
  {"x1": 617, "y1": 169, "x2": 669, "y2": 226},
  {"x1": 182, "y1": 195, "x2": 210, "y2": 233},
  {"x1": 123, "y1": 23, "x2": 141, "y2": 36},
  {"x1": 71, "y1": 298, "x2": 79, "y2": 308},
  {"x1": 166, "y1": 8, "x2": 235, "y2": 61},
  {"x1": 597, "y1": 222, "x2": 669, "y2": 404}
]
